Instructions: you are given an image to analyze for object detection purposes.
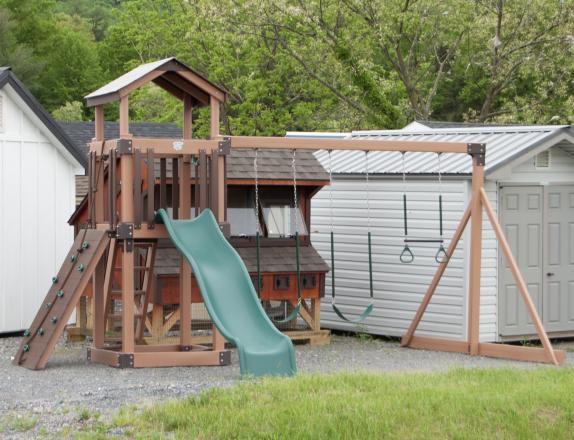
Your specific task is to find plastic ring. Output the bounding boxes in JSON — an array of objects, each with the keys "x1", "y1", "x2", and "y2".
[{"x1": 435, "y1": 245, "x2": 449, "y2": 264}]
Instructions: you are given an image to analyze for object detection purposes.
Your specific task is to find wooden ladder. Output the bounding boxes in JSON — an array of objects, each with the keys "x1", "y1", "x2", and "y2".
[{"x1": 104, "y1": 240, "x2": 156, "y2": 344}]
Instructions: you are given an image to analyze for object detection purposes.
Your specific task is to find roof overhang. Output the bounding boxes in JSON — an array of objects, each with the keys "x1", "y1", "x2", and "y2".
[{"x1": 85, "y1": 57, "x2": 226, "y2": 107}]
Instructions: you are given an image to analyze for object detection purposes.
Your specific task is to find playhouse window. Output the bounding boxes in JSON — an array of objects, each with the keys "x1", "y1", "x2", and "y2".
[
  {"x1": 262, "y1": 206, "x2": 307, "y2": 237},
  {"x1": 227, "y1": 187, "x2": 260, "y2": 237}
]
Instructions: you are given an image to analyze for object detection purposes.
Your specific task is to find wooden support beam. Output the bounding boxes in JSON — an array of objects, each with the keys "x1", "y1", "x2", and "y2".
[
  {"x1": 119, "y1": 96, "x2": 131, "y2": 139},
  {"x1": 401, "y1": 202, "x2": 472, "y2": 346},
  {"x1": 467, "y1": 160, "x2": 484, "y2": 355},
  {"x1": 480, "y1": 188, "x2": 559, "y2": 365},
  {"x1": 198, "y1": 150, "x2": 208, "y2": 211},
  {"x1": 229, "y1": 136, "x2": 470, "y2": 153},
  {"x1": 92, "y1": 250, "x2": 107, "y2": 348},
  {"x1": 179, "y1": 154, "x2": 192, "y2": 346},
  {"x1": 408, "y1": 335, "x2": 470, "y2": 354},
  {"x1": 146, "y1": 149, "x2": 155, "y2": 225},
  {"x1": 478, "y1": 342, "x2": 565, "y2": 365}
]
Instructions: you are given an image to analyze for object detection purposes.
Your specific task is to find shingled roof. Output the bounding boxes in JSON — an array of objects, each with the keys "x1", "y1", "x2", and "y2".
[
  {"x1": 154, "y1": 245, "x2": 329, "y2": 276},
  {"x1": 59, "y1": 121, "x2": 329, "y2": 205}
]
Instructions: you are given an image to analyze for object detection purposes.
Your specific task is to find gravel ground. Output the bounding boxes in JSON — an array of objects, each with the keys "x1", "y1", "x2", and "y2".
[{"x1": 1, "y1": 333, "x2": 572, "y2": 438}]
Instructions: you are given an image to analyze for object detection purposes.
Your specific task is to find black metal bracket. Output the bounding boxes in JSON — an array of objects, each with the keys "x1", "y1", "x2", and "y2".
[
  {"x1": 219, "y1": 350, "x2": 231, "y2": 366},
  {"x1": 117, "y1": 223, "x2": 134, "y2": 252},
  {"x1": 467, "y1": 143, "x2": 486, "y2": 166},
  {"x1": 117, "y1": 139, "x2": 133, "y2": 156},
  {"x1": 118, "y1": 353, "x2": 135, "y2": 368},
  {"x1": 218, "y1": 137, "x2": 231, "y2": 155},
  {"x1": 86, "y1": 348, "x2": 91, "y2": 361}
]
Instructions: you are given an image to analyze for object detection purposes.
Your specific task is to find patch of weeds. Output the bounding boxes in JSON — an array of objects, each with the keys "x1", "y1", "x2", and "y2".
[
  {"x1": 354, "y1": 324, "x2": 374, "y2": 342},
  {"x1": 78, "y1": 408, "x2": 91, "y2": 422},
  {"x1": 6, "y1": 414, "x2": 38, "y2": 432}
]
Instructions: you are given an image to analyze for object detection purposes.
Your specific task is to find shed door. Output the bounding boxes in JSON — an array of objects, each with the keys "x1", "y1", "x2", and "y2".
[
  {"x1": 499, "y1": 186, "x2": 543, "y2": 336},
  {"x1": 542, "y1": 186, "x2": 574, "y2": 332}
]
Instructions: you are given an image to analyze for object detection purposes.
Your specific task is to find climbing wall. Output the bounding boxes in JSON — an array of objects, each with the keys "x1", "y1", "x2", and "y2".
[{"x1": 13, "y1": 229, "x2": 110, "y2": 370}]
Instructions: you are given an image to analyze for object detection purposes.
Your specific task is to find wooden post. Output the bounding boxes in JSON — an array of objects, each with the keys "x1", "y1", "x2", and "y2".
[
  {"x1": 92, "y1": 250, "x2": 107, "y2": 348},
  {"x1": 94, "y1": 106, "x2": 105, "y2": 224},
  {"x1": 480, "y1": 189, "x2": 559, "y2": 365},
  {"x1": 210, "y1": 96, "x2": 225, "y2": 350},
  {"x1": 401, "y1": 203, "x2": 472, "y2": 347},
  {"x1": 119, "y1": 95, "x2": 135, "y2": 353},
  {"x1": 467, "y1": 158, "x2": 484, "y2": 355},
  {"x1": 179, "y1": 95, "x2": 193, "y2": 347}
]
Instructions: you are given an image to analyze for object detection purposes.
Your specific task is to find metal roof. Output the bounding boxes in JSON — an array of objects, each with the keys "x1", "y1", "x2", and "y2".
[{"x1": 304, "y1": 125, "x2": 574, "y2": 175}]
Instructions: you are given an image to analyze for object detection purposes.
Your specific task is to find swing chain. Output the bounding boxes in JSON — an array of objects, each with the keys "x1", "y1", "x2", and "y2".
[
  {"x1": 400, "y1": 152, "x2": 414, "y2": 263},
  {"x1": 292, "y1": 149, "x2": 297, "y2": 210},
  {"x1": 365, "y1": 151, "x2": 371, "y2": 232},
  {"x1": 253, "y1": 148, "x2": 260, "y2": 234}
]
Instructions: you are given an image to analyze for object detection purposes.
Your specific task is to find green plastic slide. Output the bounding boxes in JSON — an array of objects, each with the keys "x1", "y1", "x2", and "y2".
[{"x1": 156, "y1": 209, "x2": 296, "y2": 377}]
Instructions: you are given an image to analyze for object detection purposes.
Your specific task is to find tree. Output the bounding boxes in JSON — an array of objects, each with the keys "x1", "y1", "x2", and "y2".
[{"x1": 52, "y1": 101, "x2": 84, "y2": 121}]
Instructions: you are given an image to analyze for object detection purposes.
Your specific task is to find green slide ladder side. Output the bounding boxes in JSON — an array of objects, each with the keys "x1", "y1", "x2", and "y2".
[
  {"x1": 156, "y1": 209, "x2": 296, "y2": 377},
  {"x1": 13, "y1": 229, "x2": 110, "y2": 370}
]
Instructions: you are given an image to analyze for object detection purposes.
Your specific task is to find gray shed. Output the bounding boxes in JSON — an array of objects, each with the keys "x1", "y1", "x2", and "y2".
[{"x1": 289, "y1": 123, "x2": 574, "y2": 342}]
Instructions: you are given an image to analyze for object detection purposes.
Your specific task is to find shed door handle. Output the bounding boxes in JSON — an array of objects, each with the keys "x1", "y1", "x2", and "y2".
[{"x1": 546, "y1": 272, "x2": 555, "y2": 277}]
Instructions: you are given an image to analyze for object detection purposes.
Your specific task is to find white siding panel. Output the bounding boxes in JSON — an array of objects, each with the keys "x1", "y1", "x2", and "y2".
[
  {"x1": 312, "y1": 179, "x2": 468, "y2": 340},
  {"x1": 503, "y1": 146, "x2": 574, "y2": 184},
  {"x1": 0, "y1": 89, "x2": 77, "y2": 332}
]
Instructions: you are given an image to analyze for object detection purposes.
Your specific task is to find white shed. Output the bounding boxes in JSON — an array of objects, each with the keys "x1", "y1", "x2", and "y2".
[
  {"x1": 0, "y1": 67, "x2": 85, "y2": 333},
  {"x1": 289, "y1": 123, "x2": 574, "y2": 342}
]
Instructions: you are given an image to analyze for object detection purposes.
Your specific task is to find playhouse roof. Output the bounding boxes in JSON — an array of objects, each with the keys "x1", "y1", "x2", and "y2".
[
  {"x1": 0, "y1": 68, "x2": 87, "y2": 168},
  {"x1": 85, "y1": 57, "x2": 226, "y2": 107}
]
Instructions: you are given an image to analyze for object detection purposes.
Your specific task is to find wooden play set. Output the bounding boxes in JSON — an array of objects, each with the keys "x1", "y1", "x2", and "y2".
[{"x1": 13, "y1": 57, "x2": 564, "y2": 376}]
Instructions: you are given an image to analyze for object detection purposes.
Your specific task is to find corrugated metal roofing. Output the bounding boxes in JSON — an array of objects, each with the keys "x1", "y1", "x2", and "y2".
[{"x1": 307, "y1": 125, "x2": 574, "y2": 175}]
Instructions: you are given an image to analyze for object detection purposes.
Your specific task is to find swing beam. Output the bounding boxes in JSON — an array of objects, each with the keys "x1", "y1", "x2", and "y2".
[{"x1": 229, "y1": 136, "x2": 564, "y2": 366}]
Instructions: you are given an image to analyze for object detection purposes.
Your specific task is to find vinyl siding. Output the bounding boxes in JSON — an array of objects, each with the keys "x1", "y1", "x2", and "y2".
[
  {"x1": 0, "y1": 89, "x2": 76, "y2": 333},
  {"x1": 311, "y1": 178, "x2": 468, "y2": 340}
]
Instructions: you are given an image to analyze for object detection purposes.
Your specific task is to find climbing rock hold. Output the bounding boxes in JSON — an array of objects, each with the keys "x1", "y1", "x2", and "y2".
[
  {"x1": 77, "y1": 264, "x2": 85, "y2": 272},
  {"x1": 57, "y1": 290, "x2": 64, "y2": 298},
  {"x1": 71, "y1": 255, "x2": 77, "y2": 263},
  {"x1": 52, "y1": 276, "x2": 58, "y2": 284},
  {"x1": 51, "y1": 316, "x2": 58, "y2": 324},
  {"x1": 81, "y1": 241, "x2": 89, "y2": 250},
  {"x1": 23, "y1": 329, "x2": 30, "y2": 337},
  {"x1": 37, "y1": 328, "x2": 44, "y2": 336},
  {"x1": 45, "y1": 303, "x2": 52, "y2": 309},
  {"x1": 23, "y1": 344, "x2": 30, "y2": 352}
]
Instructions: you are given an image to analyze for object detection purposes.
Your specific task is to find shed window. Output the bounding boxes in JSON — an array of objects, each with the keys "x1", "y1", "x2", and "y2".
[{"x1": 259, "y1": 187, "x2": 307, "y2": 237}]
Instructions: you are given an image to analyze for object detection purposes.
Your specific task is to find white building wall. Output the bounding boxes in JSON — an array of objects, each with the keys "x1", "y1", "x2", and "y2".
[
  {"x1": 0, "y1": 88, "x2": 77, "y2": 333},
  {"x1": 312, "y1": 178, "x2": 469, "y2": 340}
]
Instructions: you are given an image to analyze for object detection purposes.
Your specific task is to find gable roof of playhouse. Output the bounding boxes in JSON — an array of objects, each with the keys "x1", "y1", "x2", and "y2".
[
  {"x1": 85, "y1": 57, "x2": 226, "y2": 107},
  {"x1": 289, "y1": 124, "x2": 574, "y2": 176},
  {"x1": 0, "y1": 67, "x2": 87, "y2": 169}
]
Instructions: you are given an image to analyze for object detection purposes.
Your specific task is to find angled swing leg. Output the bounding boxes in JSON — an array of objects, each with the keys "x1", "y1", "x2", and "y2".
[
  {"x1": 480, "y1": 188, "x2": 562, "y2": 365},
  {"x1": 401, "y1": 202, "x2": 472, "y2": 347}
]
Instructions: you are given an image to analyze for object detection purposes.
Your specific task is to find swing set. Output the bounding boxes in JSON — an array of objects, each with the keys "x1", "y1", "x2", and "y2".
[{"x1": 235, "y1": 135, "x2": 565, "y2": 365}]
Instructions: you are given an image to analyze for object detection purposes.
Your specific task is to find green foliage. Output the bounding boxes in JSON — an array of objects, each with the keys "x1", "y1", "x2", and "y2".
[
  {"x1": 76, "y1": 369, "x2": 574, "y2": 439},
  {"x1": 52, "y1": 101, "x2": 85, "y2": 121},
  {"x1": 0, "y1": 0, "x2": 572, "y2": 129}
]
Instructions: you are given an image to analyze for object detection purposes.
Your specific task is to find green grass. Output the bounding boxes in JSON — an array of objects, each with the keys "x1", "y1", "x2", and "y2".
[
  {"x1": 2, "y1": 414, "x2": 38, "y2": 433},
  {"x1": 84, "y1": 368, "x2": 574, "y2": 439}
]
